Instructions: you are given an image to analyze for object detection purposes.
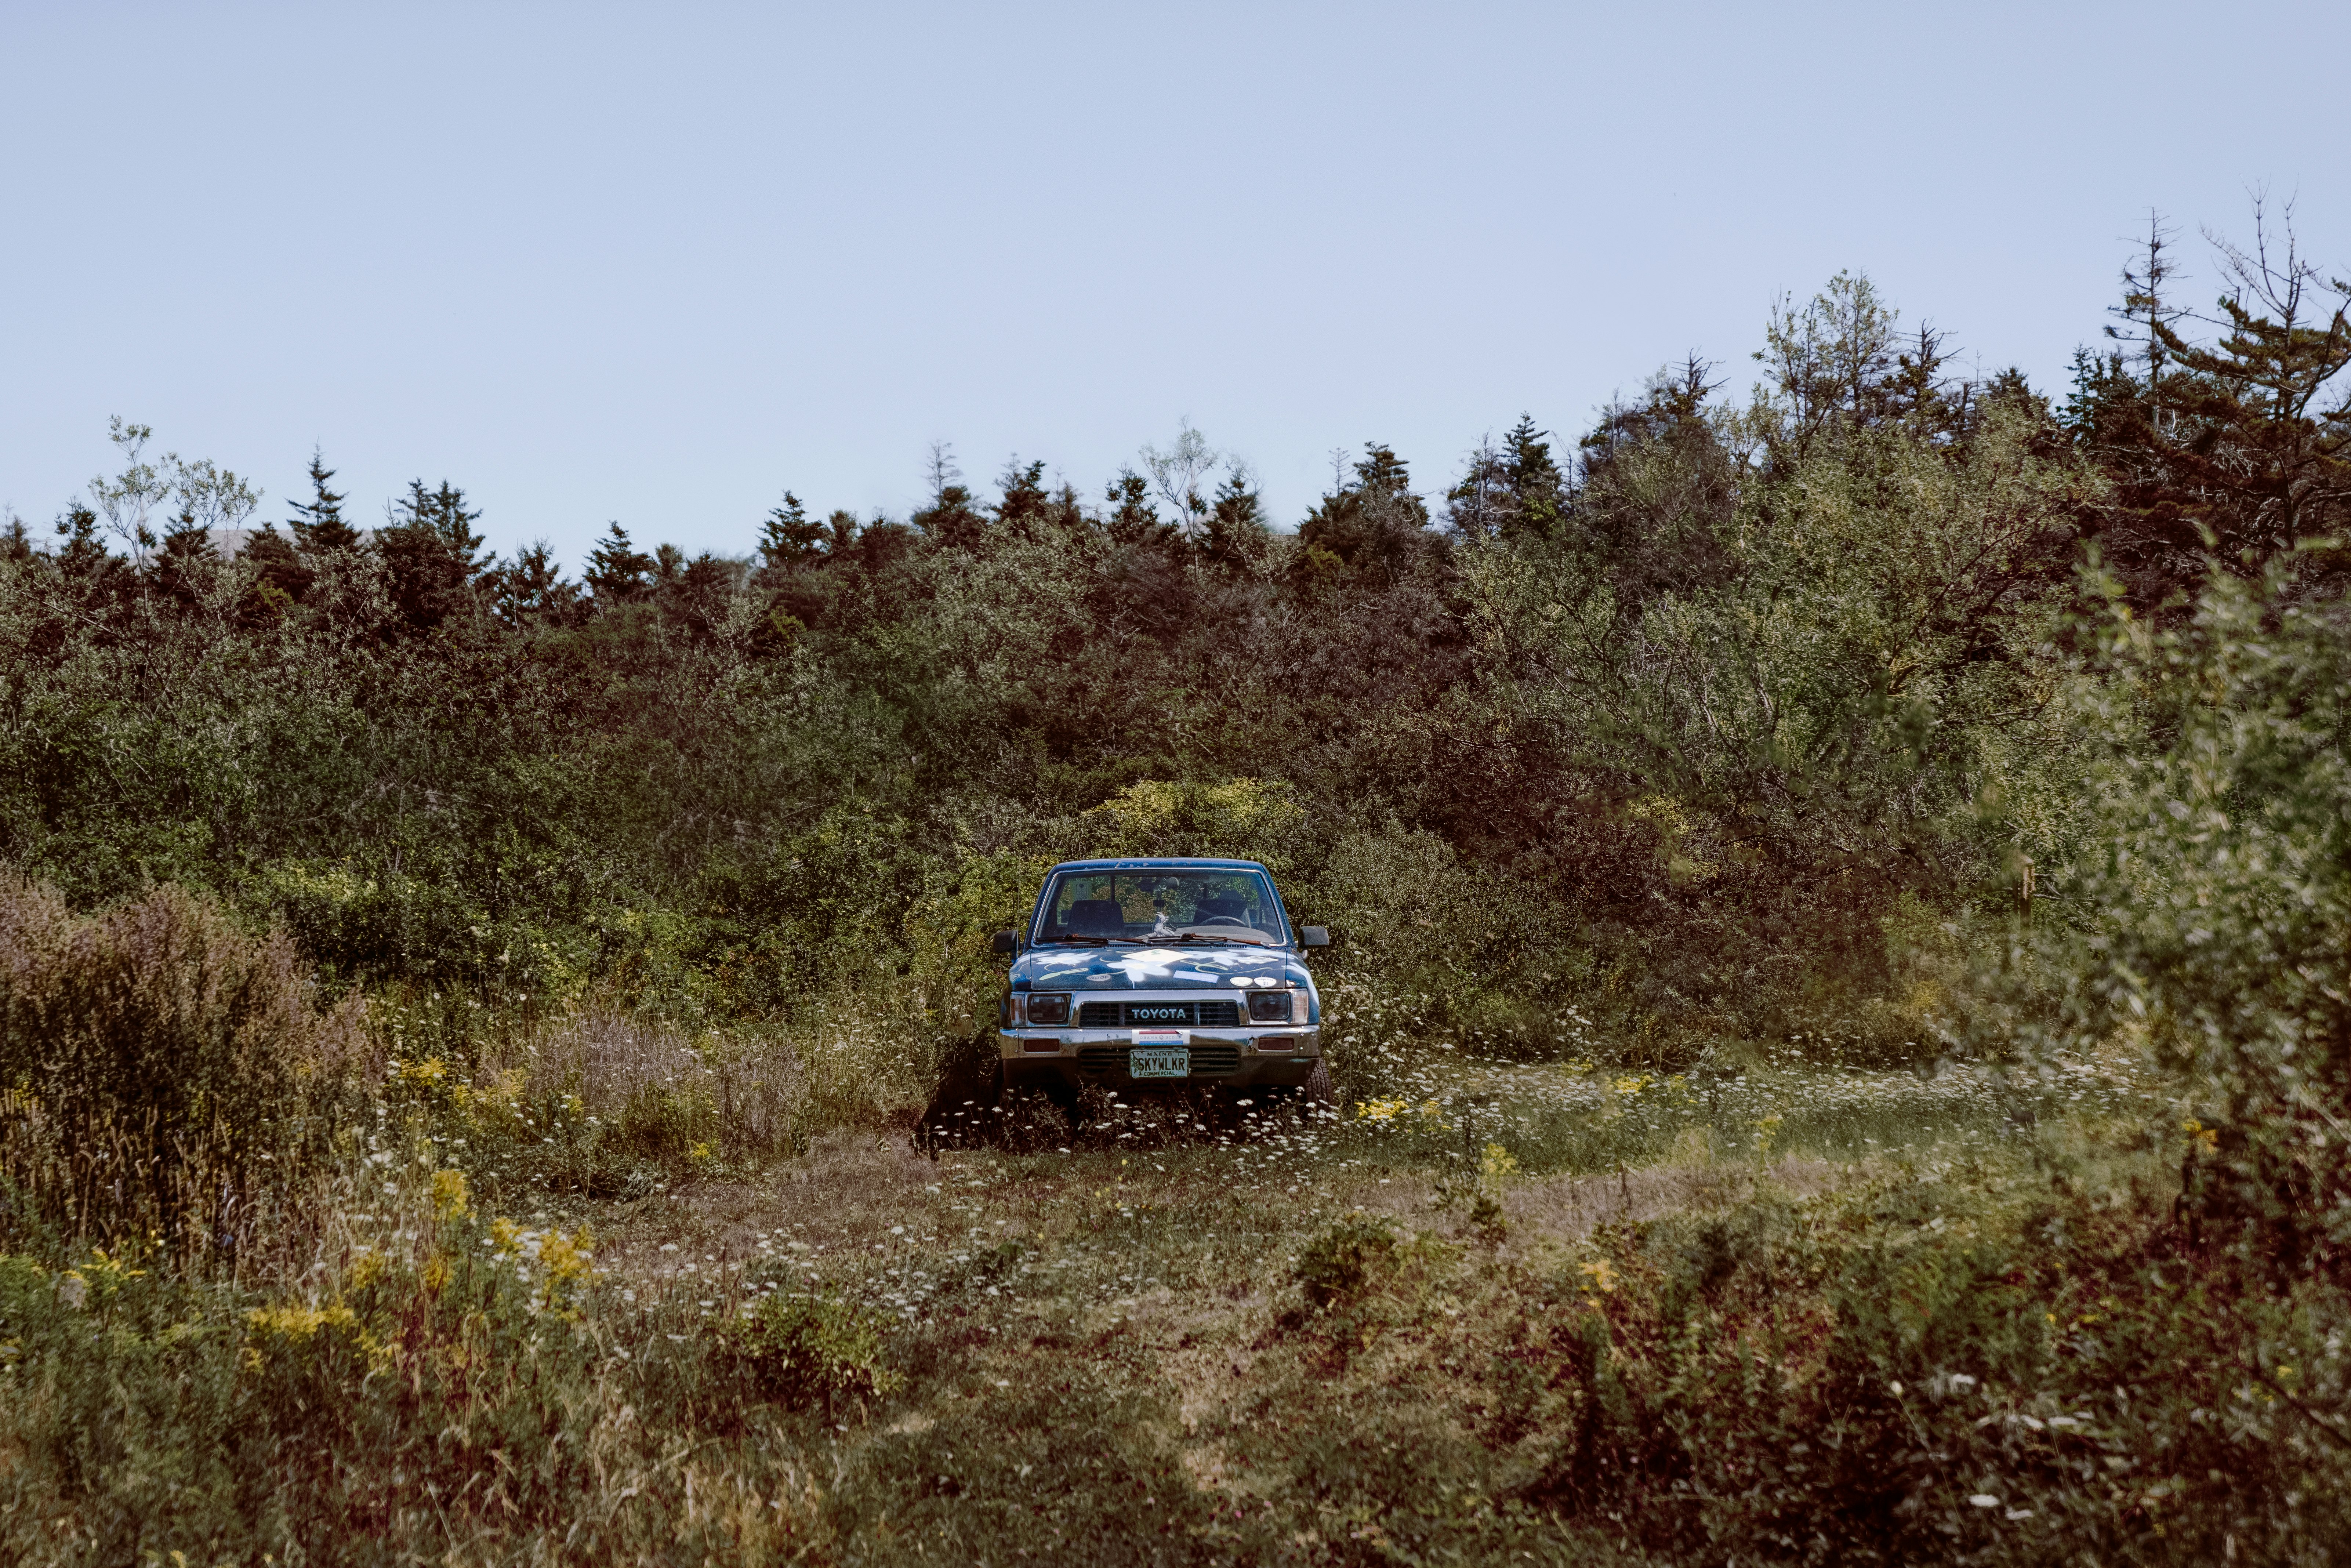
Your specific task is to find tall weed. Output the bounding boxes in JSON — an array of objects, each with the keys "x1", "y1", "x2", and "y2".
[{"x1": 0, "y1": 877, "x2": 364, "y2": 1266}]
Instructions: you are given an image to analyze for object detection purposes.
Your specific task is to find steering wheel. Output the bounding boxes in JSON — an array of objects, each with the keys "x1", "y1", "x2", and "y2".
[{"x1": 1193, "y1": 915, "x2": 1249, "y2": 927}]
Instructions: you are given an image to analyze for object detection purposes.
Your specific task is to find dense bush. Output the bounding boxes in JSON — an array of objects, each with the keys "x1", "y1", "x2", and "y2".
[{"x1": 0, "y1": 878, "x2": 364, "y2": 1266}]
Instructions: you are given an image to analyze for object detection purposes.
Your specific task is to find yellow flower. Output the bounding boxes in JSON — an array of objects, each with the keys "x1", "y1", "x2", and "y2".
[
  {"x1": 348, "y1": 1249, "x2": 386, "y2": 1291},
  {"x1": 430, "y1": 1168, "x2": 471, "y2": 1220},
  {"x1": 534, "y1": 1226, "x2": 597, "y2": 1312},
  {"x1": 242, "y1": 1300, "x2": 376, "y2": 1371}
]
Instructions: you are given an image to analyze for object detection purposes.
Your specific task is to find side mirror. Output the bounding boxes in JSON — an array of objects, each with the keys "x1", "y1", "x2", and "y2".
[
  {"x1": 1299, "y1": 926, "x2": 1330, "y2": 948},
  {"x1": 990, "y1": 931, "x2": 1018, "y2": 955}
]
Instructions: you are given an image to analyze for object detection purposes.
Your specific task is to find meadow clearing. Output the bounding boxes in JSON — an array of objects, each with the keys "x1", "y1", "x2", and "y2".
[{"x1": 5, "y1": 986, "x2": 2195, "y2": 1566}]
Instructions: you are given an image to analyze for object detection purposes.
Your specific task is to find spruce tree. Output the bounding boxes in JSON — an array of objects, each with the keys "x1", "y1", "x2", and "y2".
[
  {"x1": 425, "y1": 480, "x2": 486, "y2": 571},
  {"x1": 238, "y1": 524, "x2": 314, "y2": 610},
  {"x1": 1298, "y1": 443, "x2": 1430, "y2": 581},
  {"x1": 1103, "y1": 471, "x2": 1165, "y2": 545},
  {"x1": 758, "y1": 491, "x2": 828, "y2": 566},
  {"x1": 487, "y1": 541, "x2": 578, "y2": 624},
  {"x1": 1202, "y1": 468, "x2": 1270, "y2": 566},
  {"x1": 995, "y1": 460, "x2": 1051, "y2": 530},
  {"x1": 378, "y1": 478, "x2": 487, "y2": 629},
  {"x1": 583, "y1": 522, "x2": 655, "y2": 601},
  {"x1": 287, "y1": 447, "x2": 361, "y2": 551}
]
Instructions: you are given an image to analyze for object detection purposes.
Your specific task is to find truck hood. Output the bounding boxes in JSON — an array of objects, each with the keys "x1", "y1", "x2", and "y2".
[{"x1": 1012, "y1": 944, "x2": 1313, "y2": 993}]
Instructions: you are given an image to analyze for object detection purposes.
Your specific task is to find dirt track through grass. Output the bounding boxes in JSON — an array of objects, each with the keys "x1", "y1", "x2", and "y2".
[{"x1": 528, "y1": 1060, "x2": 2031, "y2": 1563}]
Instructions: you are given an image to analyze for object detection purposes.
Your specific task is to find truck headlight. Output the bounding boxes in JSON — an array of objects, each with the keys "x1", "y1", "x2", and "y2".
[
  {"x1": 1025, "y1": 992, "x2": 1071, "y2": 1026},
  {"x1": 1248, "y1": 990, "x2": 1295, "y2": 1024}
]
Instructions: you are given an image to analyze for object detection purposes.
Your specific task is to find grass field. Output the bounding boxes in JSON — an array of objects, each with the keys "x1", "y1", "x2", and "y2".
[{"x1": 11, "y1": 1037, "x2": 2155, "y2": 1565}]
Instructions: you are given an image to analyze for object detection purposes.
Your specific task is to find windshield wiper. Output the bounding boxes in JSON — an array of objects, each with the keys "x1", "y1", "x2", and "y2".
[{"x1": 1055, "y1": 935, "x2": 1151, "y2": 946}]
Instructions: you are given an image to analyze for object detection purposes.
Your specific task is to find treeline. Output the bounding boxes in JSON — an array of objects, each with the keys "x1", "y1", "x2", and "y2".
[{"x1": 3, "y1": 215, "x2": 2345, "y2": 1063}]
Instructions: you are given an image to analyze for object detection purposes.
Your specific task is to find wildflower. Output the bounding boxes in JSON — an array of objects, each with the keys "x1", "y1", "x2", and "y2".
[{"x1": 430, "y1": 1168, "x2": 470, "y2": 1220}]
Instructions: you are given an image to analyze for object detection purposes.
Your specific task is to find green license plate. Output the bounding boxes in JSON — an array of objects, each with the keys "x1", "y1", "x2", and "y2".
[{"x1": 1129, "y1": 1047, "x2": 1190, "y2": 1078}]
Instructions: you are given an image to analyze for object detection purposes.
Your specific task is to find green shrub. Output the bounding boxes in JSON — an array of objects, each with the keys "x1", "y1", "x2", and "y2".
[
  {"x1": 0, "y1": 877, "x2": 365, "y2": 1264},
  {"x1": 722, "y1": 1288, "x2": 903, "y2": 1414},
  {"x1": 1982, "y1": 562, "x2": 2351, "y2": 1288}
]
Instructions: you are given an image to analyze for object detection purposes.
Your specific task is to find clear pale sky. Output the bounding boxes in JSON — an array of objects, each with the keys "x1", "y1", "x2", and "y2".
[{"x1": 3, "y1": 2, "x2": 2344, "y2": 568}]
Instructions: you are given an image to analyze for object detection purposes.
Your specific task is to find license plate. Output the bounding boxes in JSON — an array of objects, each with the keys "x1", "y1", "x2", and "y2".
[{"x1": 1129, "y1": 1047, "x2": 1190, "y2": 1078}]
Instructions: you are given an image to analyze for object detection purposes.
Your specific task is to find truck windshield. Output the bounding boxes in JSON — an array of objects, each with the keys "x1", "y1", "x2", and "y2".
[{"x1": 1034, "y1": 869, "x2": 1288, "y2": 947}]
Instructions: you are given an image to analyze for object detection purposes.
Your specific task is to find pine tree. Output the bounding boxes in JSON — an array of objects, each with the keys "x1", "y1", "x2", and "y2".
[
  {"x1": 911, "y1": 483, "x2": 986, "y2": 548},
  {"x1": 2148, "y1": 207, "x2": 2351, "y2": 556},
  {"x1": 425, "y1": 481, "x2": 486, "y2": 571},
  {"x1": 238, "y1": 524, "x2": 315, "y2": 612},
  {"x1": 1448, "y1": 415, "x2": 1565, "y2": 540},
  {"x1": 1103, "y1": 471, "x2": 1165, "y2": 545},
  {"x1": 995, "y1": 460, "x2": 1051, "y2": 530},
  {"x1": 910, "y1": 442, "x2": 987, "y2": 548},
  {"x1": 2070, "y1": 201, "x2": 2351, "y2": 601},
  {"x1": 487, "y1": 541, "x2": 580, "y2": 624},
  {"x1": 583, "y1": 522, "x2": 656, "y2": 601},
  {"x1": 387, "y1": 479, "x2": 487, "y2": 565},
  {"x1": 758, "y1": 491, "x2": 829, "y2": 566},
  {"x1": 1297, "y1": 443, "x2": 1430, "y2": 581},
  {"x1": 378, "y1": 479, "x2": 487, "y2": 629},
  {"x1": 1201, "y1": 467, "x2": 1270, "y2": 566},
  {"x1": 287, "y1": 447, "x2": 361, "y2": 551}
]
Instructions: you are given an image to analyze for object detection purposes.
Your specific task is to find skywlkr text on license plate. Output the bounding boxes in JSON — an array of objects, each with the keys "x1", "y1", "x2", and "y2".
[{"x1": 1129, "y1": 1029, "x2": 1190, "y2": 1078}]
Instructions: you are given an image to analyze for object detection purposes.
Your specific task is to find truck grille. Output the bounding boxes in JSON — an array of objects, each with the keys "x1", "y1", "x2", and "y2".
[
  {"x1": 1077, "y1": 1000, "x2": 1241, "y2": 1028},
  {"x1": 1075, "y1": 1043, "x2": 1244, "y2": 1079}
]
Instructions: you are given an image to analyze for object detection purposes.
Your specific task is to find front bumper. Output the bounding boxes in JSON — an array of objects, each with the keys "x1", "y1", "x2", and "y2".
[{"x1": 998, "y1": 1022, "x2": 1321, "y2": 1090}]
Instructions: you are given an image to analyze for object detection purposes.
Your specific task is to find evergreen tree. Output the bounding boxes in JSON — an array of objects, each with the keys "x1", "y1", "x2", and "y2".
[
  {"x1": 158, "y1": 498, "x2": 219, "y2": 565},
  {"x1": 995, "y1": 459, "x2": 1051, "y2": 530},
  {"x1": 583, "y1": 522, "x2": 656, "y2": 601},
  {"x1": 1297, "y1": 443, "x2": 1431, "y2": 581},
  {"x1": 912, "y1": 483, "x2": 986, "y2": 548},
  {"x1": 237, "y1": 523, "x2": 314, "y2": 613},
  {"x1": 402, "y1": 479, "x2": 487, "y2": 572},
  {"x1": 2148, "y1": 208, "x2": 2351, "y2": 557},
  {"x1": 910, "y1": 442, "x2": 987, "y2": 549},
  {"x1": 1571, "y1": 365, "x2": 1740, "y2": 617},
  {"x1": 487, "y1": 541, "x2": 579, "y2": 624},
  {"x1": 52, "y1": 503, "x2": 113, "y2": 580},
  {"x1": 759, "y1": 491, "x2": 828, "y2": 566},
  {"x1": 1103, "y1": 470, "x2": 1166, "y2": 545},
  {"x1": 287, "y1": 447, "x2": 361, "y2": 551},
  {"x1": 1201, "y1": 467, "x2": 1270, "y2": 566},
  {"x1": 378, "y1": 479, "x2": 486, "y2": 629},
  {"x1": 2069, "y1": 202, "x2": 2351, "y2": 601},
  {"x1": 1448, "y1": 415, "x2": 1565, "y2": 540}
]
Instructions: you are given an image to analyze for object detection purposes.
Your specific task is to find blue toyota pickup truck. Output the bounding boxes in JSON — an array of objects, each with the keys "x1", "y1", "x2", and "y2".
[{"x1": 991, "y1": 858, "x2": 1332, "y2": 1107}]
